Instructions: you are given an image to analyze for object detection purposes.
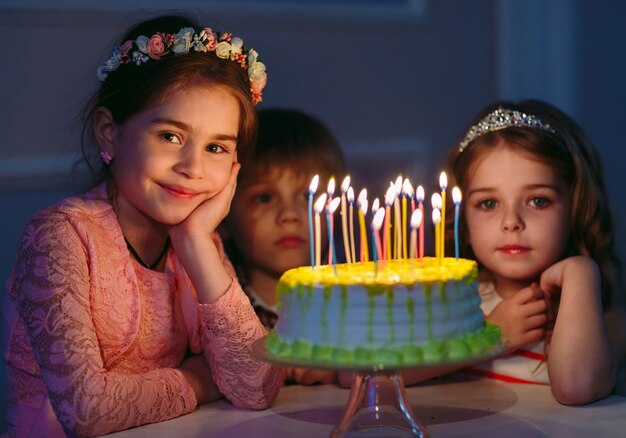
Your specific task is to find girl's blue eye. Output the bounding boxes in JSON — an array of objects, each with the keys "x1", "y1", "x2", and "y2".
[
  {"x1": 205, "y1": 144, "x2": 224, "y2": 153},
  {"x1": 530, "y1": 197, "x2": 550, "y2": 208},
  {"x1": 479, "y1": 199, "x2": 497, "y2": 210}
]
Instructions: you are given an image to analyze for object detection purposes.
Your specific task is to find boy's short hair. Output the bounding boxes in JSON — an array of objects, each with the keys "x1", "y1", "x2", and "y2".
[{"x1": 239, "y1": 108, "x2": 347, "y2": 185}]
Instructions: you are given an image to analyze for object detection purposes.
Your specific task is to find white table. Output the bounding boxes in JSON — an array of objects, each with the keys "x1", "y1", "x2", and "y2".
[{"x1": 105, "y1": 375, "x2": 626, "y2": 437}]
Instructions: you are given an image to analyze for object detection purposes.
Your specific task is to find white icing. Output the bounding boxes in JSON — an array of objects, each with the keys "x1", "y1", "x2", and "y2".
[{"x1": 275, "y1": 280, "x2": 484, "y2": 349}]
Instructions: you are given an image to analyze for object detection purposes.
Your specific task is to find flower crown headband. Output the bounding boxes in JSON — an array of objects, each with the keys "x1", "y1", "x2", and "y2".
[
  {"x1": 459, "y1": 107, "x2": 556, "y2": 152},
  {"x1": 96, "y1": 26, "x2": 267, "y2": 104}
]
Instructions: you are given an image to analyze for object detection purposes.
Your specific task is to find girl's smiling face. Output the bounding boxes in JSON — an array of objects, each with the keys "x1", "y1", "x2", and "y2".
[
  {"x1": 464, "y1": 144, "x2": 571, "y2": 297},
  {"x1": 102, "y1": 85, "x2": 240, "y2": 230}
]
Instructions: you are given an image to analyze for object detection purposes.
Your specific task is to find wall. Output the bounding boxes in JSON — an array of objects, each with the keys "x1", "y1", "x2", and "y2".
[{"x1": 1, "y1": 0, "x2": 625, "y2": 433}]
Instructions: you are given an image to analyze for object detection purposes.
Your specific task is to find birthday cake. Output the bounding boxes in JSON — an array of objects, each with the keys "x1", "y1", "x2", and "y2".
[{"x1": 265, "y1": 257, "x2": 500, "y2": 366}]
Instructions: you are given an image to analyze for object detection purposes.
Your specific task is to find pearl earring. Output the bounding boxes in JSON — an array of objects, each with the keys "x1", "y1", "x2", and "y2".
[{"x1": 100, "y1": 151, "x2": 113, "y2": 165}]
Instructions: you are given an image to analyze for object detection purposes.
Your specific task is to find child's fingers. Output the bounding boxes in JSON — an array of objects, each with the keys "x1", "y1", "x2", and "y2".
[
  {"x1": 524, "y1": 313, "x2": 548, "y2": 331},
  {"x1": 522, "y1": 298, "x2": 547, "y2": 316},
  {"x1": 514, "y1": 286, "x2": 544, "y2": 304},
  {"x1": 521, "y1": 328, "x2": 545, "y2": 345}
]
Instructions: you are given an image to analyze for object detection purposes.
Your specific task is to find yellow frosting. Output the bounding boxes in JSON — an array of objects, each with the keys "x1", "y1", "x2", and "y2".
[{"x1": 278, "y1": 257, "x2": 477, "y2": 287}]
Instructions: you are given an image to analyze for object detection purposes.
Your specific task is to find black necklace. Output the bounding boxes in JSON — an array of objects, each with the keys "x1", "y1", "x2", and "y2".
[{"x1": 124, "y1": 236, "x2": 170, "y2": 270}]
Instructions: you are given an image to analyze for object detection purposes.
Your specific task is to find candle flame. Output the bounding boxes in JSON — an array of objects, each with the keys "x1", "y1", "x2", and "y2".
[
  {"x1": 452, "y1": 186, "x2": 462, "y2": 205},
  {"x1": 372, "y1": 197, "x2": 380, "y2": 213},
  {"x1": 358, "y1": 188, "x2": 367, "y2": 205},
  {"x1": 394, "y1": 175, "x2": 403, "y2": 193},
  {"x1": 431, "y1": 192, "x2": 442, "y2": 210},
  {"x1": 432, "y1": 208, "x2": 441, "y2": 224},
  {"x1": 439, "y1": 171, "x2": 448, "y2": 190},
  {"x1": 314, "y1": 193, "x2": 327, "y2": 214},
  {"x1": 309, "y1": 174, "x2": 319, "y2": 194},
  {"x1": 328, "y1": 197, "x2": 341, "y2": 213},
  {"x1": 327, "y1": 178, "x2": 335, "y2": 197},
  {"x1": 410, "y1": 208, "x2": 423, "y2": 229},
  {"x1": 372, "y1": 207, "x2": 385, "y2": 230},
  {"x1": 416, "y1": 185, "x2": 425, "y2": 202},
  {"x1": 340, "y1": 175, "x2": 351, "y2": 193},
  {"x1": 347, "y1": 186, "x2": 355, "y2": 203},
  {"x1": 359, "y1": 198, "x2": 368, "y2": 215},
  {"x1": 402, "y1": 178, "x2": 413, "y2": 197},
  {"x1": 384, "y1": 185, "x2": 396, "y2": 206}
]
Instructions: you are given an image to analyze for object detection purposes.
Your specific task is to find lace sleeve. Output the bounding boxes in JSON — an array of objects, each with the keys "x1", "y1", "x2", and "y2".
[
  {"x1": 9, "y1": 213, "x2": 197, "y2": 437},
  {"x1": 199, "y1": 285, "x2": 283, "y2": 410},
  {"x1": 197, "y1": 236, "x2": 282, "y2": 409}
]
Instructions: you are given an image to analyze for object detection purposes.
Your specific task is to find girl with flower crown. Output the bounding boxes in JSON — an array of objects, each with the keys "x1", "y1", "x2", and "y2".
[
  {"x1": 444, "y1": 99, "x2": 626, "y2": 404},
  {"x1": 3, "y1": 14, "x2": 280, "y2": 437}
]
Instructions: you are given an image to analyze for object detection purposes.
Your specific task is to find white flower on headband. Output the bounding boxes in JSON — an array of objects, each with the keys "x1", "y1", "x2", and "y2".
[
  {"x1": 248, "y1": 61, "x2": 266, "y2": 82},
  {"x1": 96, "y1": 26, "x2": 267, "y2": 104},
  {"x1": 215, "y1": 41, "x2": 233, "y2": 59}
]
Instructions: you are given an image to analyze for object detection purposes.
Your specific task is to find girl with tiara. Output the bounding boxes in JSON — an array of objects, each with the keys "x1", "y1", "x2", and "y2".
[
  {"x1": 445, "y1": 99, "x2": 626, "y2": 404},
  {"x1": 3, "y1": 14, "x2": 281, "y2": 437}
]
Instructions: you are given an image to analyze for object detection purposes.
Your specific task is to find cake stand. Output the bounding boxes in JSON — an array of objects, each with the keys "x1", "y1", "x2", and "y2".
[{"x1": 252, "y1": 337, "x2": 505, "y2": 437}]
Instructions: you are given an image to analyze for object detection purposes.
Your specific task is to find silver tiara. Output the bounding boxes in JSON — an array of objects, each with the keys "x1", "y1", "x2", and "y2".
[{"x1": 459, "y1": 107, "x2": 556, "y2": 152}]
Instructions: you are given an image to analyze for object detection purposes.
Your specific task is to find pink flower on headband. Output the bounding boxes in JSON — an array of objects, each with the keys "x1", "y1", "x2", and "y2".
[
  {"x1": 201, "y1": 27, "x2": 218, "y2": 51},
  {"x1": 250, "y1": 72, "x2": 267, "y2": 104},
  {"x1": 147, "y1": 35, "x2": 166, "y2": 60}
]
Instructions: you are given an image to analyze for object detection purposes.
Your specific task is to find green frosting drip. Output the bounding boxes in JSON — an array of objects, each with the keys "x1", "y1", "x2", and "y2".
[
  {"x1": 425, "y1": 284, "x2": 432, "y2": 341},
  {"x1": 322, "y1": 286, "x2": 331, "y2": 341},
  {"x1": 439, "y1": 282, "x2": 447, "y2": 304},
  {"x1": 406, "y1": 296, "x2": 415, "y2": 344},
  {"x1": 386, "y1": 288, "x2": 395, "y2": 343},
  {"x1": 466, "y1": 267, "x2": 478, "y2": 285}
]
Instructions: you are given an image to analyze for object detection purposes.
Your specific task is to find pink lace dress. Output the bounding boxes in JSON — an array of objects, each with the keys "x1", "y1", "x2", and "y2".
[{"x1": 3, "y1": 184, "x2": 282, "y2": 437}]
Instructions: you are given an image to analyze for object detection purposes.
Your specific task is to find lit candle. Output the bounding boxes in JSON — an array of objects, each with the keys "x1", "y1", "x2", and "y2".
[
  {"x1": 308, "y1": 175, "x2": 319, "y2": 267},
  {"x1": 313, "y1": 193, "x2": 327, "y2": 267},
  {"x1": 357, "y1": 189, "x2": 369, "y2": 262},
  {"x1": 326, "y1": 178, "x2": 336, "y2": 265},
  {"x1": 452, "y1": 186, "x2": 462, "y2": 260},
  {"x1": 327, "y1": 177, "x2": 336, "y2": 199},
  {"x1": 405, "y1": 178, "x2": 415, "y2": 214},
  {"x1": 401, "y1": 178, "x2": 413, "y2": 259},
  {"x1": 431, "y1": 193, "x2": 442, "y2": 258},
  {"x1": 371, "y1": 197, "x2": 380, "y2": 215},
  {"x1": 409, "y1": 208, "x2": 423, "y2": 260},
  {"x1": 393, "y1": 176, "x2": 402, "y2": 259},
  {"x1": 384, "y1": 185, "x2": 395, "y2": 260},
  {"x1": 327, "y1": 197, "x2": 341, "y2": 270},
  {"x1": 372, "y1": 207, "x2": 385, "y2": 272},
  {"x1": 416, "y1": 185, "x2": 425, "y2": 260},
  {"x1": 347, "y1": 186, "x2": 356, "y2": 264},
  {"x1": 340, "y1": 176, "x2": 351, "y2": 264},
  {"x1": 439, "y1": 172, "x2": 448, "y2": 259},
  {"x1": 432, "y1": 208, "x2": 441, "y2": 264}
]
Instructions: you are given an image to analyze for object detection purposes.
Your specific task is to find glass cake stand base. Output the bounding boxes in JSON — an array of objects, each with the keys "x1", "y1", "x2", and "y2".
[
  {"x1": 252, "y1": 337, "x2": 505, "y2": 437},
  {"x1": 331, "y1": 371, "x2": 426, "y2": 437}
]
